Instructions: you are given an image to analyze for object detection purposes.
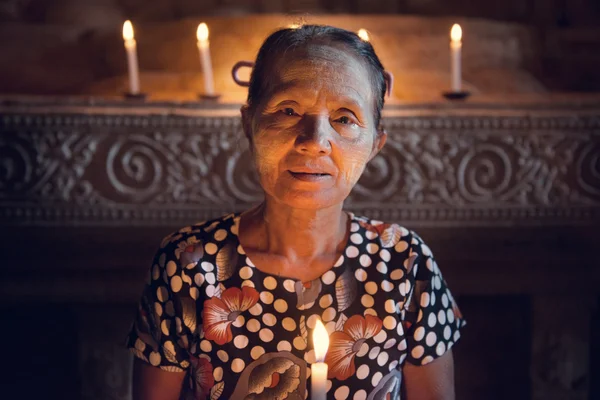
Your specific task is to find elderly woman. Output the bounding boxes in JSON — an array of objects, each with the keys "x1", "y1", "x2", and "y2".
[{"x1": 127, "y1": 25, "x2": 465, "y2": 400}]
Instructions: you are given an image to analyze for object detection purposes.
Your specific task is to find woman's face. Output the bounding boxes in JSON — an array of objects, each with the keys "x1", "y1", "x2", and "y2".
[{"x1": 242, "y1": 44, "x2": 386, "y2": 210}]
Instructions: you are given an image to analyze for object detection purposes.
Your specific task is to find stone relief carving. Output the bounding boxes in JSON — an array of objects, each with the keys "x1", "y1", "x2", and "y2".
[{"x1": 1, "y1": 110, "x2": 599, "y2": 226}]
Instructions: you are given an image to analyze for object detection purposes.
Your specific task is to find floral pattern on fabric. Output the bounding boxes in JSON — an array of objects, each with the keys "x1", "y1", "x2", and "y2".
[{"x1": 126, "y1": 212, "x2": 466, "y2": 399}]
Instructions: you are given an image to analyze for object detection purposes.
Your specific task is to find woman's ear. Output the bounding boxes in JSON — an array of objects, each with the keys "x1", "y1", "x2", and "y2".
[
  {"x1": 383, "y1": 70, "x2": 394, "y2": 98},
  {"x1": 369, "y1": 126, "x2": 387, "y2": 162},
  {"x1": 240, "y1": 105, "x2": 253, "y2": 148}
]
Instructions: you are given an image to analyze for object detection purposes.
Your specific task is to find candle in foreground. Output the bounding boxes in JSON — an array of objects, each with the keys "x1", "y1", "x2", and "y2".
[
  {"x1": 122, "y1": 20, "x2": 140, "y2": 95},
  {"x1": 196, "y1": 23, "x2": 215, "y2": 96},
  {"x1": 311, "y1": 320, "x2": 329, "y2": 400},
  {"x1": 450, "y1": 23, "x2": 462, "y2": 92},
  {"x1": 357, "y1": 28, "x2": 369, "y2": 42}
]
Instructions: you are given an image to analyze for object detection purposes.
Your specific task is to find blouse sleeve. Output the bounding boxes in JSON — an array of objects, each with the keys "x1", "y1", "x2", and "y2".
[
  {"x1": 401, "y1": 232, "x2": 465, "y2": 366},
  {"x1": 126, "y1": 233, "x2": 201, "y2": 372}
]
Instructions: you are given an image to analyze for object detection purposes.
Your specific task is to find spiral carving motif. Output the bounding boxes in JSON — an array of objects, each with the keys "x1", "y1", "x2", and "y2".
[
  {"x1": 576, "y1": 141, "x2": 600, "y2": 197},
  {"x1": 106, "y1": 136, "x2": 166, "y2": 202},
  {"x1": 457, "y1": 144, "x2": 513, "y2": 203},
  {"x1": 0, "y1": 137, "x2": 34, "y2": 195},
  {"x1": 225, "y1": 146, "x2": 263, "y2": 202},
  {"x1": 352, "y1": 144, "x2": 403, "y2": 201}
]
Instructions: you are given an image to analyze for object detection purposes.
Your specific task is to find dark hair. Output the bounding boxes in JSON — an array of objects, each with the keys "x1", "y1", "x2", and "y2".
[{"x1": 247, "y1": 24, "x2": 387, "y2": 128}]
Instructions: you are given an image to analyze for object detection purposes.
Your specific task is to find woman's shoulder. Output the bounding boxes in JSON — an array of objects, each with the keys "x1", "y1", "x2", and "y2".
[{"x1": 349, "y1": 212, "x2": 428, "y2": 249}]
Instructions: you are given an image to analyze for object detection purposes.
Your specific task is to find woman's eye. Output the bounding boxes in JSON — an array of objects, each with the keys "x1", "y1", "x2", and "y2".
[
  {"x1": 282, "y1": 107, "x2": 296, "y2": 116},
  {"x1": 336, "y1": 115, "x2": 355, "y2": 125}
]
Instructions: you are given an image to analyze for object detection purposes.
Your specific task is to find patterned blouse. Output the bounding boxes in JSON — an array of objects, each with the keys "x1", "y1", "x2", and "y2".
[{"x1": 127, "y1": 212, "x2": 465, "y2": 400}]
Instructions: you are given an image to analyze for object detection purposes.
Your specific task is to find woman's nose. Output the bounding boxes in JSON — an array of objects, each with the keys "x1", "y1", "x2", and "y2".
[{"x1": 294, "y1": 115, "x2": 332, "y2": 155}]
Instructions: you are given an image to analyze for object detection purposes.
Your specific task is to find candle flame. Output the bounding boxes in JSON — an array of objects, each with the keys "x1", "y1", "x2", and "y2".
[
  {"x1": 197, "y1": 23, "x2": 209, "y2": 42},
  {"x1": 451, "y1": 24, "x2": 462, "y2": 42},
  {"x1": 357, "y1": 29, "x2": 369, "y2": 42},
  {"x1": 289, "y1": 23, "x2": 300, "y2": 29},
  {"x1": 313, "y1": 320, "x2": 329, "y2": 362},
  {"x1": 123, "y1": 20, "x2": 134, "y2": 41}
]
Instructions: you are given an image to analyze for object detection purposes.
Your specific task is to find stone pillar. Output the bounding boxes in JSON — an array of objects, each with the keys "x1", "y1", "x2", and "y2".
[{"x1": 531, "y1": 296, "x2": 595, "y2": 400}]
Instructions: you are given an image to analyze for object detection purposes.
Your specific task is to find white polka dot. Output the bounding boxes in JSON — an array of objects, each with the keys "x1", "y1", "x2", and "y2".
[
  {"x1": 395, "y1": 240, "x2": 408, "y2": 253},
  {"x1": 421, "y1": 243, "x2": 432, "y2": 256},
  {"x1": 245, "y1": 257, "x2": 254, "y2": 267},
  {"x1": 426, "y1": 332, "x2": 437, "y2": 347},
  {"x1": 214, "y1": 229, "x2": 227, "y2": 241},
  {"x1": 245, "y1": 319, "x2": 260, "y2": 333},
  {"x1": 217, "y1": 350, "x2": 229, "y2": 362},
  {"x1": 335, "y1": 385, "x2": 350, "y2": 399},
  {"x1": 322, "y1": 270, "x2": 336, "y2": 285},
  {"x1": 249, "y1": 303, "x2": 263, "y2": 316},
  {"x1": 304, "y1": 350, "x2": 316, "y2": 364},
  {"x1": 417, "y1": 309, "x2": 423, "y2": 322},
  {"x1": 384, "y1": 338, "x2": 397, "y2": 349},
  {"x1": 259, "y1": 328, "x2": 274, "y2": 342},
  {"x1": 356, "y1": 364, "x2": 370, "y2": 380},
  {"x1": 442, "y1": 293, "x2": 449, "y2": 308},
  {"x1": 354, "y1": 389, "x2": 367, "y2": 400},
  {"x1": 377, "y1": 351, "x2": 389, "y2": 366},
  {"x1": 376, "y1": 262, "x2": 387, "y2": 274},
  {"x1": 411, "y1": 345, "x2": 425, "y2": 359},
  {"x1": 326, "y1": 379, "x2": 332, "y2": 392},
  {"x1": 307, "y1": 314, "x2": 320, "y2": 329},
  {"x1": 350, "y1": 222, "x2": 359, "y2": 232},
  {"x1": 170, "y1": 276, "x2": 182, "y2": 292},
  {"x1": 239, "y1": 266, "x2": 253, "y2": 279},
  {"x1": 414, "y1": 326, "x2": 425, "y2": 341},
  {"x1": 283, "y1": 279, "x2": 296, "y2": 292},
  {"x1": 231, "y1": 358, "x2": 245, "y2": 373},
  {"x1": 250, "y1": 346, "x2": 264, "y2": 360},
  {"x1": 405, "y1": 280, "x2": 412, "y2": 295},
  {"x1": 205, "y1": 243, "x2": 218, "y2": 255},
  {"x1": 319, "y1": 294, "x2": 333, "y2": 308},
  {"x1": 436, "y1": 341, "x2": 446, "y2": 356},
  {"x1": 444, "y1": 325, "x2": 452, "y2": 340},
  {"x1": 260, "y1": 291, "x2": 273, "y2": 304},
  {"x1": 454, "y1": 330, "x2": 461, "y2": 342},
  {"x1": 355, "y1": 268, "x2": 367, "y2": 282},
  {"x1": 389, "y1": 360, "x2": 399, "y2": 371},
  {"x1": 293, "y1": 336, "x2": 307, "y2": 350},
  {"x1": 205, "y1": 273, "x2": 215, "y2": 285},
  {"x1": 383, "y1": 316, "x2": 397, "y2": 330},
  {"x1": 447, "y1": 308, "x2": 455, "y2": 324},
  {"x1": 399, "y1": 282, "x2": 407, "y2": 296},
  {"x1": 390, "y1": 269, "x2": 404, "y2": 280},
  {"x1": 379, "y1": 249, "x2": 391, "y2": 262},
  {"x1": 325, "y1": 321, "x2": 336, "y2": 335},
  {"x1": 367, "y1": 243, "x2": 379, "y2": 254},
  {"x1": 365, "y1": 281, "x2": 378, "y2": 295},
  {"x1": 369, "y1": 346, "x2": 380, "y2": 359},
  {"x1": 200, "y1": 340, "x2": 212, "y2": 352},
  {"x1": 384, "y1": 299, "x2": 396, "y2": 314},
  {"x1": 277, "y1": 340, "x2": 292, "y2": 352},
  {"x1": 421, "y1": 355, "x2": 433, "y2": 365},
  {"x1": 438, "y1": 309, "x2": 447, "y2": 325},
  {"x1": 189, "y1": 287, "x2": 199, "y2": 301},
  {"x1": 359, "y1": 254, "x2": 372, "y2": 267},
  {"x1": 428, "y1": 313, "x2": 437, "y2": 327},
  {"x1": 213, "y1": 366, "x2": 223, "y2": 381},
  {"x1": 241, "y1": 279, "x2": 254, "y2": 289},
  {"x1": 154, "y1": 302, "x2": 163, "y2": 316},
  {"x1": 322, "y1": 307, "x2": 337, "y2": 322},
  {"x1": 152, "y1": 264, "x2": 160, "y2": 281},
  {"x1": 149, "y1": 351, "x2": 161, "y2": 366},
  {"x1": 234, "y1": 335, "x2": 249, "y2": 349},
  {"x1": 282, "y1": 317, "x2": 297, "y2": 331},
  {"x1": 262, "y1": 313, "x2": 277, "y2": 326},
  {"x1": 397, "y1": 339, "x2": 407, "y2": 351},
  {"x1": 381, "y1": 280, "x2": 394, "y2": 292},
  {"x1": 364, "y1": 308, "x2": 377, "y2": 317},
  {"x1": 263, "y1": 276, "x2": 277, "y2": 290},
  {"x1": 346, "y1": 246, "x2": 359, "y2": 258},
  {"x1": 357, "y1": 342, "x2": 369, "y2": 357},
  {"x1": 371, "y1": 371, "x2": 383, "y2": 387},
  {"x1": 431, "y1": 291, "x2": 436, "y2": 306},
  {"x1": 421, "y1": 292, "x2": 431, "y2": 308},
  {"x1": 156, "y1": 286, "x2": 168, "y2": 302},
  {"x1": 350, "y1": 233, "x2": 363, "y2": 244},
  {"x1": 334, "y1": 256, "x2": 344, "y2": 267},
  {"x1": 361, "y1": 294, "x2": 374, "y2": 307},
  {"x1": 194, "y1": 273, "x2": 205, "y2": 286},
  {"x1": 373, "y1": 329, "x2": 387, "y2": 344},
  {"x1": 232, "y1": 314, "x2": 245, "y2": 328},
  {"x1": 166, "y1": 261, "x2": 177, "y2": 277},
  {"x1": 274, "y1": 299, "x2": 288, "y2": 313},
  {"x1": 435, "y1": 276, "x2": 442, "y2": 290},
  {"x1": 200, "y1": 262, "x2": 213, "y2": 273}
]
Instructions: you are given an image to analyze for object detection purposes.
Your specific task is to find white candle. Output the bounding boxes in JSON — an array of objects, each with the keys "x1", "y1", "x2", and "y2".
[
  {"x1": 357, "y1": 28, "x2": 369, "y2": 42},
  {"x1": 122, "y1": 20, "x2": 140, "y2": 95},
  {"x1": 450, "y1": 23, "x2": 462, "y2": 92},
  {"x1": 196, "y1": 23, "x2": 215, "y2": 96},
  {"x1": 311, "y1": 320, "x2": 329, "y2": 400}
]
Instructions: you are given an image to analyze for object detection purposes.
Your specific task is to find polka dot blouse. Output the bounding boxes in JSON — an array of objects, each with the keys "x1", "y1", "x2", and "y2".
[{"x1": 127, "y1": 212, "x2": 465, "y2": 399}]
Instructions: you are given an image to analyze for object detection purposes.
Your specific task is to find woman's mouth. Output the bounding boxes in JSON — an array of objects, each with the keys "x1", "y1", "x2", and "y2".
[{"x1": 288, "y1": 171, "x2": 331, "y2": 181}]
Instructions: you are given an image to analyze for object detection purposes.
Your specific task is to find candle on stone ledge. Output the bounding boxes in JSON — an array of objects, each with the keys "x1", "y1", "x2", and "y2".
[
  {"x1": 122, "y1": 20, "x2": 140, "y2": 95},
  {"x1": 196, "y1": 23, "x2": 215, "y2": 97},
  {"x1": 311, "y1": 320, "x2": 329, "y2": 400},
  {"x1": 357, "y1": 28, "x2": 369, "y2": 42},
  {"x1": 450, "y1": 23, "x2": 462, "y2": 92}
]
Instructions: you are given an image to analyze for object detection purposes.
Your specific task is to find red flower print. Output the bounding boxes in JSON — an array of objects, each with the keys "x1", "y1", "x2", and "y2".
[
  {"x1": 202, "y1": 286, "x2": 259, "y2": 345},
  {"x1": 325, "y1": 315, "x2": 383, "y2": 381},
  {"x1": 190, "y1": 356, "x2": 214, "y2": 399}
]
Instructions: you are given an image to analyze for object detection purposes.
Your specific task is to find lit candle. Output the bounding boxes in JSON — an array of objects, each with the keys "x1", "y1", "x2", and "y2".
[
  {"x1": 311, "y1": 320, "x2": 329, "y2": 400},
  {"x1": 450, "y1": 23, "x2": 462, "y2": 92},
  {"x1": 357, "y1": 28, "x2": 369, "y2": 42},
  {"x1": 122, "y1": 20, "x2": 140, "y2": 95},
  {"x1": 196, "y1": 23, "x2": 215, "y2": 96}
]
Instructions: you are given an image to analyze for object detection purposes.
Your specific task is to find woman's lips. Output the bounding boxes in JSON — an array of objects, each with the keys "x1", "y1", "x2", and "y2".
[{"x1": 288, "y1": 171, "x2": 332, "y2": 182}]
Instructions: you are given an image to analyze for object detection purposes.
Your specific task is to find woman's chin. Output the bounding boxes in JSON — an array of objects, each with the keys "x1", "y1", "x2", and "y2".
[{"x1": 273, "y1": 187, "x2": 347, "y2": 210}]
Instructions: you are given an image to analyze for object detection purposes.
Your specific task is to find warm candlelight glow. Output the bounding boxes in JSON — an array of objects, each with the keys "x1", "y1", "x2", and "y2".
[
  {"x1": 197, "y1": 23, "x2": 209, "y2": 42},
  {"x1": 313, "y1": 320, "x2": 329, "y2": 362},
  {"x1": 122, "y1": 20, "x2": 134, "y2": 41},
  {"x1": 289, "y1": 23, "x2": 300, "y2": 29},
  {"x1": 451, "y1": 24, "x2": 462, "y2": 42},
  {"x1": 357, "y1": 29, "x2": 369, "y2": 42}
]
